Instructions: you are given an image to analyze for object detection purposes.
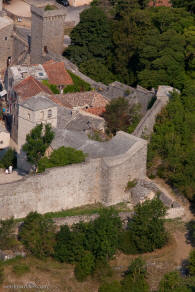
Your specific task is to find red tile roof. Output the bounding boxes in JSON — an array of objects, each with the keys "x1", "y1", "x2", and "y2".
[
  {"x1": 14, "y1": 76, "x2": 52, "y2": 101},
  {"x1": 51, "y1": 91, "x2": 109, "y2": 116},
  {"x1": 43, "y1": 60, "x2": 73, "y2": 86},
  {"x1": 148, "y1": 0, "x2": 171, "y2": 7}
]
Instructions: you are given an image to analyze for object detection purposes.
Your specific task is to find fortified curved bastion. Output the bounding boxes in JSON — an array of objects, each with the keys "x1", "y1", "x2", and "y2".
[{"x1": 0, "y1": 132, "x2": 147, "y2": 220}]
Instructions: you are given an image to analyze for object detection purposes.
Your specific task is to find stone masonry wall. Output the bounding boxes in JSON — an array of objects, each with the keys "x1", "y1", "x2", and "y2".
[
  {"x1": 0, "y1": 20, "x2": 13, "y2": 69},
  {"x1": 133, "y1": 86, "x2": 175, "y2": 138},
  {"x1": 0, "y1": 137, "x2": 147, "y2": 219}
]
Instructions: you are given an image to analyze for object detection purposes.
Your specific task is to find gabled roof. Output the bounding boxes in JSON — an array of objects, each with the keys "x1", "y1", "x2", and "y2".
[
  {"x1": 43, "y1": 60, "x2": 73, "y2": 86},
  {"x1": 52, "y1": 91, "x2": 109, "y2": 115},
  {"x1": 14, "y1": 76, "x2": 52, "y2": 101},
  {"x1": 21, "y1": 94, "x2": 57, "y2": 111}
]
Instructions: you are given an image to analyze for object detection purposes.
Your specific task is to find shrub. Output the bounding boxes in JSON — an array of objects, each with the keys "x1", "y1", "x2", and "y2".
[
  {"x1": 74, "y1": 251, "x2": 95, "y2": 281},
  {"x1": 118, "y1": 231, "x2": 137, "y2": 254},
  {"x1": 12, "y1": 264, "x2": 30, "y2": 276},
  {"x1": 99, "y1": 281, "x2": 122, "y2": 292},
  {"x1": 0, "y1": 218, "x2": 19, "y2": 250},
  {"x1": 0, "y1": 263, "x2": 4, "y2": 284},
  {"x1": 19, "y1": 212, "x2": 55, "y2": 259},
  {"x1": 125, "y1": 179, "x2": 137, "y2": 191},
  {"x1": 63, "y1": 71, "x2": 91, "y2": 93},
  {"x1": 42, "y1": 80, "x2": 59, "y2": 94},
  {"x1": 54, "y1": 224, "x2": 85, "y2": 263},
  {"x1": 127, "y1": 198, "x2": 168, "y2": 253},
  {"x1": 121, "y1": 258, "x2": 150, "y2": 292},
  {"x1": 0, "y1": 148, "x2": 16, "y2": 169},
  {"x1": 189, "y1": 250, "x2": 195, "y2": 276},
  {"x1": 38, "y1": 146, "x2": 86, "y2": 172},
  {"x1": 23, "y1": 123, "x2": 54, "y2": 169}
]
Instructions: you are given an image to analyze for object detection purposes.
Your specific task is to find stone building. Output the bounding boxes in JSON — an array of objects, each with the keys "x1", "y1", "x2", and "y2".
[
  {"x1": 0, "y1": 0, "x2": 13, "y2": 69},
  {"x1": 30, "y1": 5, "x2": 66, "y2": 64},
  {"x1": 17, "y1": 94, "x2": 57, "y2": 170}
]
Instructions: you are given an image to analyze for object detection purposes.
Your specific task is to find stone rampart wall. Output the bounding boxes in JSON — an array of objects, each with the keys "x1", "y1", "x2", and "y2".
[{"x1": 0, "y1": 137, "x2": 147, "y2": 219}]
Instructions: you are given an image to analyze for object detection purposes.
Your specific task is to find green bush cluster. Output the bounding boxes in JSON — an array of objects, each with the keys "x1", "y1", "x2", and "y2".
[
  {"x1": 65, "y1": 3, "x2": 195, "y2": 90},
  {"x1": 38, "y1": 146, "x2": 86, "y2": 173},
  {"x1": 17, "y1": 199, "x2": 168, "y2": 282},
  {"x1": 0, "y1": 148, "x2": 16, "y2": 169},
  {"x1": 42, "y1": 80, "x2": 59, "y2": 94},
  {"x1": 63, "y1": 71, "x2": 91, "y2": 93},
  {"x1": 147, "y1": 89, "x2": 195, "y2": 200}
]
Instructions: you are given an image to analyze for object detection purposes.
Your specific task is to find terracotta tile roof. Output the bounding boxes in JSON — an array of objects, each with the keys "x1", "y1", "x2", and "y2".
[
  {"x1": 43, "y1": 60, "x2": 73, "y2": 86},
  {"x1": 51, "y1": 91, "x2": 109, "y2": 116},
  {"x1": 54, "y1": 91, "x2": 109, "y2": 108},
  {"x1": 48, "y1": 95, "x2": 73, "y2": 109},
  {"x1": 148, "y1": 0, "x2": 171, "y2": 7},
  {"x1": 14, "y1": 76, "x2": 52, "y2": 101}
]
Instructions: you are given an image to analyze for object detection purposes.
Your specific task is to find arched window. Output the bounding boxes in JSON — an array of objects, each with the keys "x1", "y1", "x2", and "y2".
[
  {"x1": 48, "y1": 109, "x2": 52, "y2": 118},
  {"x1": 27, "y1": 113, "x2": 30, "y2": 120}
]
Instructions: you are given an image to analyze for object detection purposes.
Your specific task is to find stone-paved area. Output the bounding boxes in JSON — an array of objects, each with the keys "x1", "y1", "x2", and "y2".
[
  {"x1": 0, "y1": 170, "x2": 24, "y2": 184},
  {"x1": 4, "y1": 0, "x2": 31, "y2": 17}
]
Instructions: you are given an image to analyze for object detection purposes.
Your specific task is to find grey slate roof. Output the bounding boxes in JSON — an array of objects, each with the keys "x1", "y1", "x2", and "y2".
[
  {"x1": 20, "y1": 94, "x2": 57, "y2": 111},
  {"x1": 51, "y1": 130, "x2": 137, "y2": 158}
]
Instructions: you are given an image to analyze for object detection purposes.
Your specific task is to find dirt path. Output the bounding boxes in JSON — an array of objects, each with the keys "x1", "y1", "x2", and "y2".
[{"x1": 153, "y1": 177, "x2": 194, "y2": 222}]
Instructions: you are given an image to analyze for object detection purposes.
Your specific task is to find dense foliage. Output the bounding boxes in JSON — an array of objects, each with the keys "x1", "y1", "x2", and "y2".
[
  {"x1": 54, "y1": 199, "x2": 168, "y2": 280},
  {"x1": 119, "y1": 198, "x2": 168, "y2": 253},
  {"x1": 19, "y1": 212, "x2": 55, "y2": 258},
  {"x1": 63, "y1": 71, "x2": 91, "y2": 93},
  {"x1": 147, "y1": 90, "x2": 195, "y2": 200},
  {"x1": 0, "y1": 218, "x2": 18, "y2": 250},
  {"x1": 42, "y1": 80, "x2": 60, "y2": 94},
  {"x1": 65, "y1": 1, "x2": 195, "y2": 90},
  {"x1": 38, "y1": 146, "x2": 86, "y2": 172},
  {"x1": 22, "y1": 123, "x2": 54, "y2": 169},
  {"x1": 0, "y1": 148, "x2": 16, "y2": 169}
]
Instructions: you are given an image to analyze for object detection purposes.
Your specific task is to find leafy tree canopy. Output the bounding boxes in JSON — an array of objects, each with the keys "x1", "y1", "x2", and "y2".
[
  {"x1": 19, "y1": 212, "x2": 55, "y2": 258},
  {"x1": 22, "y1": 123, "x2": 54, "y2": 168}
]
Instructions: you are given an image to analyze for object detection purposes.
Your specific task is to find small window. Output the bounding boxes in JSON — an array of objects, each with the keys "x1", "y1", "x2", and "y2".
[
  {"x1": 40, "y1": 111, "x2": 44, "y2": 120},
  {"x1": 27, "y1": 113, "x2": 30, "y2": 120},
  {"x1": 5, "y1": 37, "x2": 7, "y2": 40},
  {"x1": 48, "y1": 109, "x2": 52, "y2": 118},
  {"x1": 0, "y1": 141, "x2": 3, "y2": 144}
]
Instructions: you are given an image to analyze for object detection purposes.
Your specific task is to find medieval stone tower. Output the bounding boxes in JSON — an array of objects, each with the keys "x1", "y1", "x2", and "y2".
[
  {"x1": 30, "y1": 5, "x2": 66, "y2": 64},
  {"x1": 0, "y1": 0, "x2": 13, "y2": 69}
]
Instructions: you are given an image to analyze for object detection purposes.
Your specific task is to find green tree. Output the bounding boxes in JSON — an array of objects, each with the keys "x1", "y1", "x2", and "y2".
[
  {"x1": 0, "y1": 218, "x2": 18, "y2": 250},
  {"x1": 121, "y1": 257, "x2": 150, "y2": 292},
  {"x1": 74, "y1": 251, "x2": 95, "y2": 281},
  {"x1": 65, "y1": 7, "x2": 113, "y2": 66},
  {"x1": 127, "y1": 198, "x2": 168, "y2": 253},
  {"x1": 171, "y1": 0, "x2": 195, "y2": 14},
  {"x1": 22, "y1": 123, "x2": 54, "y2": 169},
  {"x1": 158, "y1": 271, "x2": 191, "y2": 292},
  {"x1": 147, "y1": 90, "x2": 195, "y2": 200},
  {"x1": 38, "y1": 147, "x2": 86, "y2": 173},
  {"x1": 79, "y1": 59, "x2": 116, "y2": 85},
  {"x1": 189, "y1": 250, "x2": 195, "y2": 276},
  {"x1": 99, "y1": 281, "x2": 122, "y2": 292},
  {"x1": 0, "y1": 263, "x2": 4, "y2": 284},
  {"x1": 54, "y1": 224, "x2": 85, "y2": 263},
  {"x1": 85, "y1": 208, "x2": 122, "y2": 261},
  {"x1": 19, "y1": 212, "x2": 55, "y2": 258},
  {"x1": 0, "y1": 148, "x2": 16, "y2": 169}
]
